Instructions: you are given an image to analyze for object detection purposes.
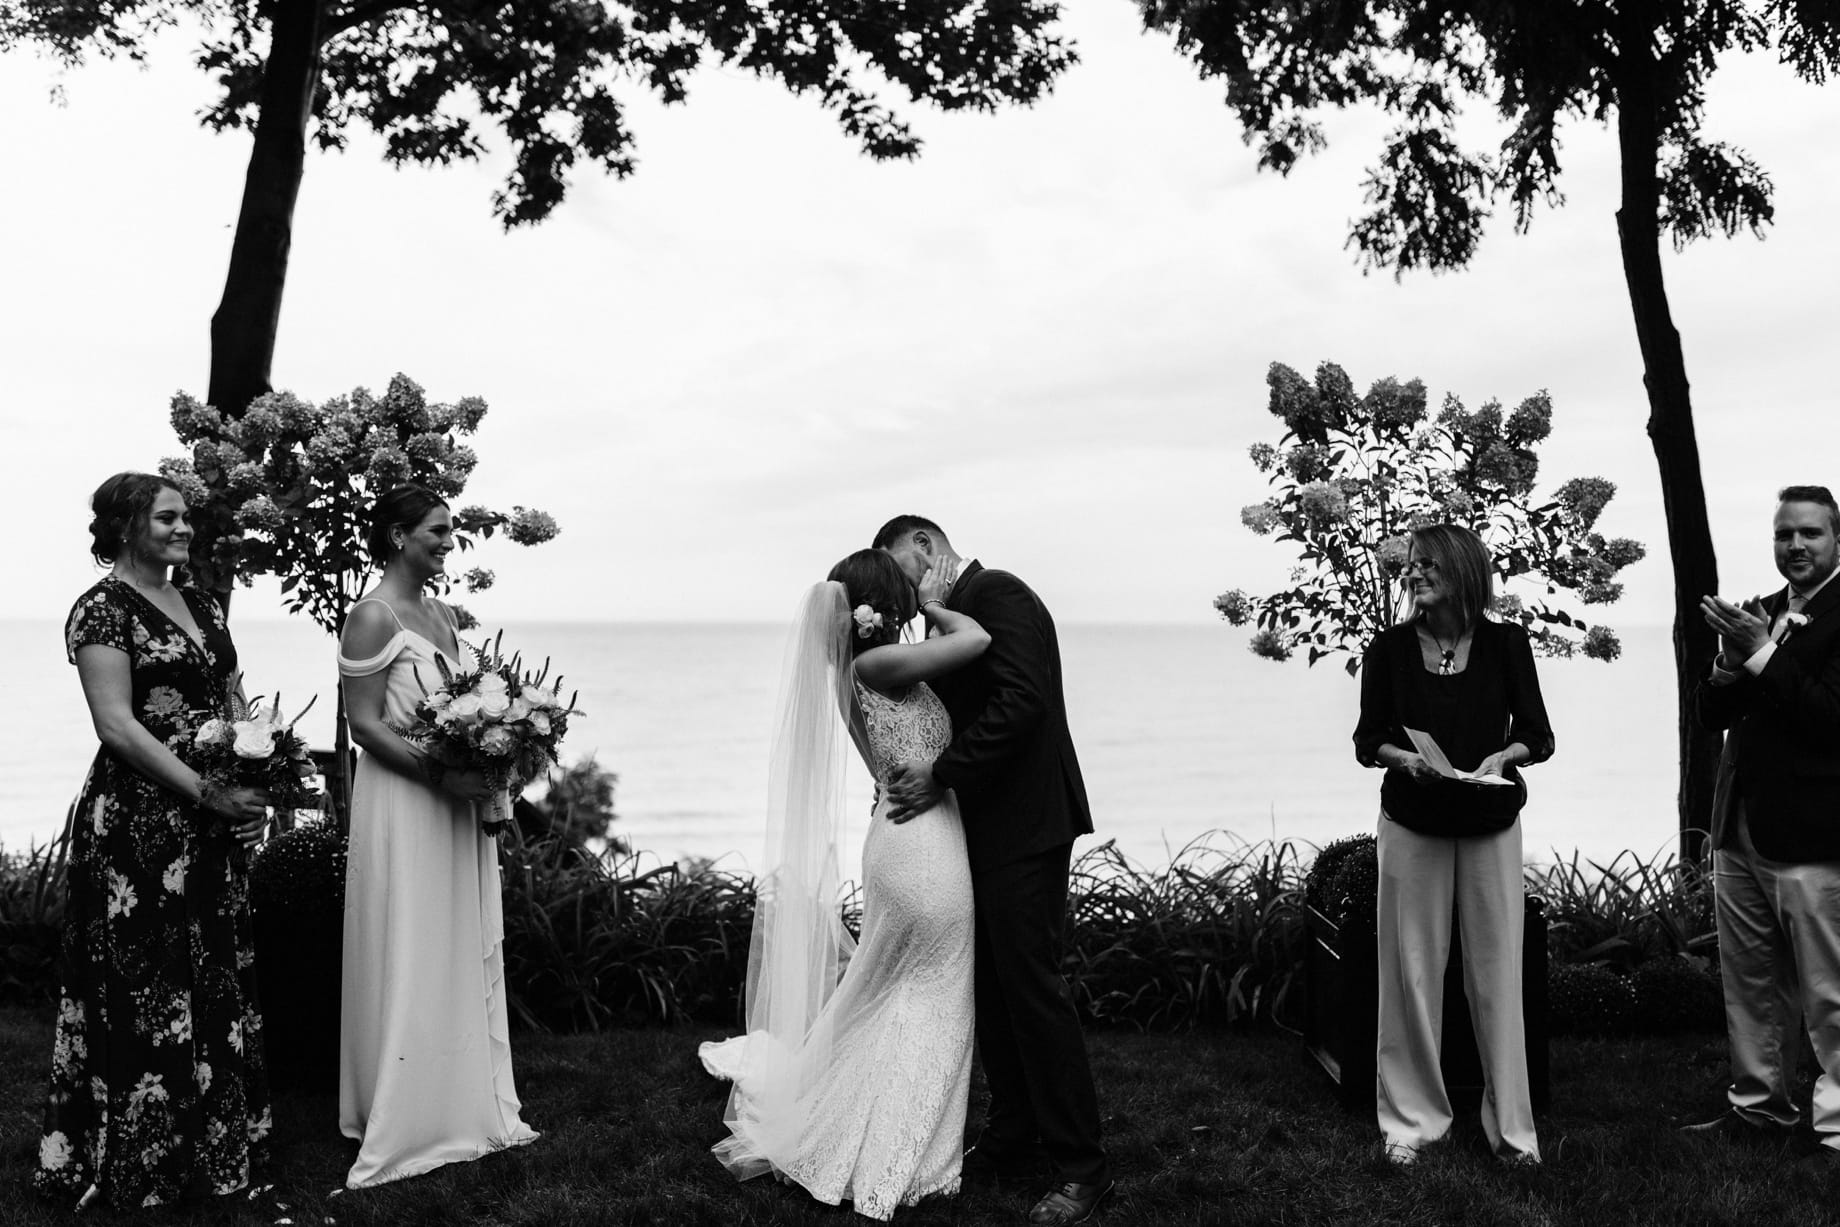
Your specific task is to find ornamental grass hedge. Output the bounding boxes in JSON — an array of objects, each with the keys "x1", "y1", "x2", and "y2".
[{"x1": 0, "y1": 821, "x2": 1724, "y2": 1037}]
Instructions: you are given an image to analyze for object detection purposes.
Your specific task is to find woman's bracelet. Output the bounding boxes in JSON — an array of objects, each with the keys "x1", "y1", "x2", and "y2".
[{"x1": 920, "y1": 599, "x2": 946, "y2": 613}]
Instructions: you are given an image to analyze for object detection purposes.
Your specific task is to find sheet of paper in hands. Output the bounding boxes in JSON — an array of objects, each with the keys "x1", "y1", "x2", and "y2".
[{"x1": 1403, "y1": 727, "x2": 1514, "y2": 786}]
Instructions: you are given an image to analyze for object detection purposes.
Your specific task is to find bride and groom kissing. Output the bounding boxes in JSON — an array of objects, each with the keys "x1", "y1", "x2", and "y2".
[{"x1": 699, "y1": 516, "x2": 1115, "y2": 1224}]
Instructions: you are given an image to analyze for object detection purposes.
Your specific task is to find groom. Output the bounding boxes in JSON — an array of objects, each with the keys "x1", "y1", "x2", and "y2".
[{"x1": 875, "y1": 516, "x2": 1112, "y2": 1226}]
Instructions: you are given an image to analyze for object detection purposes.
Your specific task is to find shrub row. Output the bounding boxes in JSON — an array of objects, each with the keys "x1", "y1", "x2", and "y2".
[{"x1": 1, "y1": 824, "x2": 1725, "y2": 1036}]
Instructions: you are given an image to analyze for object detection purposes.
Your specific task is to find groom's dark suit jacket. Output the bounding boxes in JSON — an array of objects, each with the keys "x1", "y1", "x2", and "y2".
[
  {"x1": 928, "y1": 562, "x2": 1094, "y2": 873},
  {"x1": 1696, "y1": 576, "x2": 1840, "y2": 862}
]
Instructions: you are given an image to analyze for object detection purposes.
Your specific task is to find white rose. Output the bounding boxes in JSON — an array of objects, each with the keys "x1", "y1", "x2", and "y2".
[
  {"x1": 475, "y1": 671, "x2": 510, "y2": 696},
  {"x1": 426, "y1": 689, "x2": 454, "y2": 710},
  {"x1": 528, "y1": 711, "x2": 552, "y2": 736},
  {"x1": 232, "y1": 722, "x2": 277, "y2": 759},
  {"x1": 480, "y1": 726, "x2": 517, "y2": 755},
  {"x1": 505, "y1": 697, "x2": 530, "y2": 722},
  {"x1": 39, "y1": 1130, "x2": 72, "y2": 1171},
  {"x1": 447, "y1": 694, "x2": 483, "y2": 720},
  {"x1": 194, "y1": 719, "x2": 230, "y2": 748},
  {"x1": 478, "y1": 691, "x2": 511, "y2": 719}
]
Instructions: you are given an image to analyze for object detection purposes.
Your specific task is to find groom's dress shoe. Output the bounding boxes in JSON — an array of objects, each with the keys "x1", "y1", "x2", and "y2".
[
  {"x1": 1680, "y1": 1110, "x2": 1794, "y2": 1145},
  {"x1": 1028, "y1": 1179, "x2": 1114, "y2": 1226}
]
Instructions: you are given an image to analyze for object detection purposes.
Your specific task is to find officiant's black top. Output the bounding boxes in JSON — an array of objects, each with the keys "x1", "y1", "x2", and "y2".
[{"x1": 1353, "y1": 618, "x2": 1555, "y2": 837}]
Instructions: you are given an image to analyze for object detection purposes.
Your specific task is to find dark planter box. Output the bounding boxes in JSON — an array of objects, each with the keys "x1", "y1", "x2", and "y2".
[
  {"x1": 253, "y1": 906, "x2": 343, "y2": 1093},
  {"x1": 1304, "y1": 896, "x2": 1549, "y2": 1111}
]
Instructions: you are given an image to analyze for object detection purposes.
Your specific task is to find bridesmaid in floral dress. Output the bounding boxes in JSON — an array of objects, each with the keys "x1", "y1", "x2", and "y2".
[{"x1": 37, "y1": 472, "x2": 273, "y2": 1210}]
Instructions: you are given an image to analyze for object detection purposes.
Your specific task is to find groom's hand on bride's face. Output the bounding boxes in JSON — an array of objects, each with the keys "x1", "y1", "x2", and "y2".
[{"x1": 884, "y1": 761, "x2": 942, "y2": 823}]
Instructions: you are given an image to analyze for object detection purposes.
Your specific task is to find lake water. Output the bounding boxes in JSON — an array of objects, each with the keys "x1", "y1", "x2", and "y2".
[{"x1": 0, "y1": 618, "x2": 1687, "y2": 878}]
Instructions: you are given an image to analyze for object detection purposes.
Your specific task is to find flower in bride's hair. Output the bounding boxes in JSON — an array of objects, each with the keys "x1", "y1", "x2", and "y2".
[{"x1": 852, "y1": 604, "x2": 885, "y2": 639}]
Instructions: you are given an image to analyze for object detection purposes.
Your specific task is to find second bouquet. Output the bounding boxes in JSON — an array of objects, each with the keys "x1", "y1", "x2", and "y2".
[{"x1": 393, "y1": 631, "x2": 580, "y2": 835}]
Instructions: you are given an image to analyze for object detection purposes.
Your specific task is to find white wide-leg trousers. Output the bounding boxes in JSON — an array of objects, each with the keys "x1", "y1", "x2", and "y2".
[
  {"x1": 1375, "y1": 813, "x2": 1539, "y2": 1161},
  {"x1": 1715, "y1": 809, "x2": 1840, "y2": 1145}
]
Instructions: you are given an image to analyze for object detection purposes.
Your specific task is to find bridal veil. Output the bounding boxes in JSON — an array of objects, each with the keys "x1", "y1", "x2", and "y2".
[{"x1": 701, "y1": 580, "x2": 865, "y2": 1177}]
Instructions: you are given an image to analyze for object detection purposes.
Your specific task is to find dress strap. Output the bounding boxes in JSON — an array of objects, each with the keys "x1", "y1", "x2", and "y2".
[
  {"x1": 351, "y1": 597, "x2": 407, "y2": 628},
  {"x1": 338, "y1": 599, "x2": 408, "y2": 678}
]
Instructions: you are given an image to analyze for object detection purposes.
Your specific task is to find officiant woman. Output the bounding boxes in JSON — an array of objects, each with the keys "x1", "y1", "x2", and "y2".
[{"x1": 1351, "y1": 522, "x2": 1554, "y2": 1166}]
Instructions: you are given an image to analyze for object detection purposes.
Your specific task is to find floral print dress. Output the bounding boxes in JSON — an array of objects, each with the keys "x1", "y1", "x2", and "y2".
[{"x1": 37, "y1": 576, "x2": 271, "y2": 1208}]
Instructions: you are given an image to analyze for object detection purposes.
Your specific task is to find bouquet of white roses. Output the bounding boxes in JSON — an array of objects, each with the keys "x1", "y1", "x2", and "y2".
[
  {"x1": 397, "y1": 631, "x2": 579, "y2": 835},
  {"x1": 189, "y1": 687, "x2": 321, "y2": 819}
]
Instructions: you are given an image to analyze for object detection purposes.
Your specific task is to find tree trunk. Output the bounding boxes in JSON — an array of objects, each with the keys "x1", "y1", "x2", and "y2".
[
  {"x1": 1612, "y1": 53, "x2": 1722, "y2": 863},
  {"x1": 207, "y1": 0, "x2": 325, "y2": 418},
  {"x1": 195, "y1": 0, "x2": 325, "y2": 601}
]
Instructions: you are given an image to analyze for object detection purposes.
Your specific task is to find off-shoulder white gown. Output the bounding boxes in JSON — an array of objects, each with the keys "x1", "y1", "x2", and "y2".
[{"x1": 336, "y1": 600, "x2": 538, "y2": 1188}]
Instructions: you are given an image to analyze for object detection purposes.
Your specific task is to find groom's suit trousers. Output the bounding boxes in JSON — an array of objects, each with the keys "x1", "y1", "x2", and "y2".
[
  {"x1": 1715, "y1": 807, "x2": 1840, "y2": 1145},
  {"x1": 972, "y1": 841, "x2": 1108, "y2": 1185}
]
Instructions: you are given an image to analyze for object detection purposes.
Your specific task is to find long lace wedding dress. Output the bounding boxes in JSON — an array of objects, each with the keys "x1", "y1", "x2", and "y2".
[{"x1": 701, "y1": 656, "x2": 975, "y2": 1220}]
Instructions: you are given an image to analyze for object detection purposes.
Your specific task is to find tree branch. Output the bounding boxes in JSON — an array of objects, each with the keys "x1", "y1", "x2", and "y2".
[{"x1": 322, "y1": 0, "x2": 415, "y2": 41}]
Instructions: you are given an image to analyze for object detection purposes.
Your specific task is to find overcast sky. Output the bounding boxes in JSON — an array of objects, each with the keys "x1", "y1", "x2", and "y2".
[{"x1": 3, "y1": 2, "x2": 1836, "y2": 628}]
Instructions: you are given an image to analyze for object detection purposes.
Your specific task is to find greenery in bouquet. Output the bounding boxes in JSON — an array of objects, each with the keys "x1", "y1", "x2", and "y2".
[
  {"x1": 187, "y1": 688, "x2": 320, "y2": 818},
  {"x1": 1216, "y1": 360, "x2": 1645, "y2": 673},
  {"x1": 399, "y1": 632, "x2": 580, "y2": 835}
]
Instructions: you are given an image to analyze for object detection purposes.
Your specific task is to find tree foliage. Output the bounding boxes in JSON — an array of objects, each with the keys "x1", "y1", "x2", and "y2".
[
  {"x1": 1142, "y1": 0, "x2": 1838, "y2": 851},
  {"x1": 1217, "y1": 361, "x2": 1643, "y2": 674},
  {"x1": 7, "y1": 0, "x2": 1078, "y2": 227},
  {"x1": 519, "y1": 755, "x2": 624, "y2": 854},
  {"x1": 1136, "y1": 0, "x2": 1838, "y2": 272},
  {"x1": 159, "y1": 372, "x2": 559, "y2": 634}
]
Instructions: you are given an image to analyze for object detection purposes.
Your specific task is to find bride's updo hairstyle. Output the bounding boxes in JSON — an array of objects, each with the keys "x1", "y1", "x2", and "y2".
[
  {"x1": 365, "y1": 483, "x2": 450, "y2": 563},
  {"x1": 827, "y1": 549, "x2": 918, "y2": 655},
  {"x1": 89, "y1": 471, "x2": 182, "y2": 566}
]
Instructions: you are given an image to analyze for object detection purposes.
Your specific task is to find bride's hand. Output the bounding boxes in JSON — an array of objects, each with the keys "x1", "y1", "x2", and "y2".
[{"x1": 917, "y1": 557, "x2": 959, "y2": 609}]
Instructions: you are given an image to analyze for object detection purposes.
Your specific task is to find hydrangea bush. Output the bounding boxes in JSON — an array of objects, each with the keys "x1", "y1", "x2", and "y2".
[
  {"x1": 159, "y1": 372, "x2": 559, "y2": 635},
  {"x1": 158, "y1": 373, "x2": 561, "y2": 824},
  {"x1": 1217, "y1": 361, "x2": 1644, "y2": 673}
]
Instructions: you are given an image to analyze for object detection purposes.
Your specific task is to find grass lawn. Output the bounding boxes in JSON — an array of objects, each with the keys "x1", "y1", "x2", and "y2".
[{"x1": 0, "y1": 1004, "x2": 1829, "y2": 1226}]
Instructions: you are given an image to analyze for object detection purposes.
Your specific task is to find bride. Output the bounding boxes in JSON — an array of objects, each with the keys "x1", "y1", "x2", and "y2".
[{"x1": 700, "y1": 548, "x2": 987, "y2": 1220}]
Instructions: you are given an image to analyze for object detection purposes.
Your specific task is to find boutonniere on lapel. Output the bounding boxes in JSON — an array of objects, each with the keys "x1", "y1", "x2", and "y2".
[{"x1": 1781, "y1": 611, "x2": 1810, "y2": 642}]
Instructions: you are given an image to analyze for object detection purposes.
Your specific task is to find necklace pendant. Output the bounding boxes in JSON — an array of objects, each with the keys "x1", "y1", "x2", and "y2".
[{"x1": 1439, "y1": 651, "x2": 1455, "y2": 675}]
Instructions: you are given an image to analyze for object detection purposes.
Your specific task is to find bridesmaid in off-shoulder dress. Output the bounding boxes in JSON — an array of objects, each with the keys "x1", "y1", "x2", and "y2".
[{"x1": 336, "y1": 484, "x2": 537, "y2": 1189}]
